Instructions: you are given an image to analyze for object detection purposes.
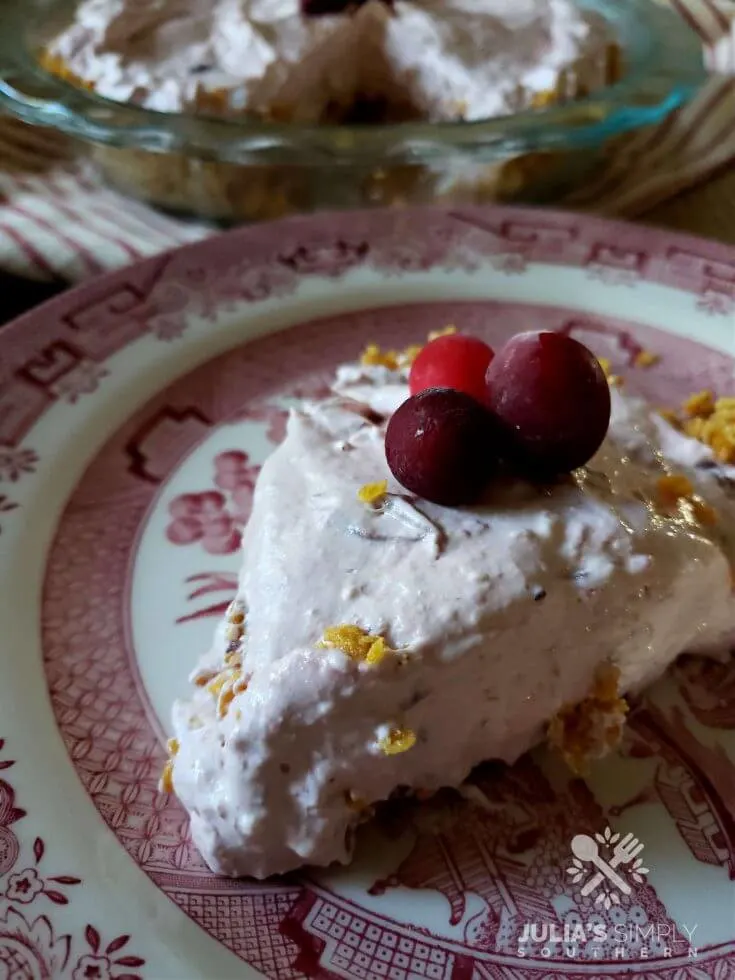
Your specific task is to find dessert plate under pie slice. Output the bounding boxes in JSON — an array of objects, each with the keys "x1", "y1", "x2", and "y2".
[{"x1": 0, "y1": 206, "x2": 733, "y2": 980}]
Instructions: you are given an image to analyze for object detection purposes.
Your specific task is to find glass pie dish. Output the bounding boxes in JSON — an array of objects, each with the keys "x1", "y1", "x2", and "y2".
[{"x1": 0, "y1": 0, "x2": 707, "y2": 224}]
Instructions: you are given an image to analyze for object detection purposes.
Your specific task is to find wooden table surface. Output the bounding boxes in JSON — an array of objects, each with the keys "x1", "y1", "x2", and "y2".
[
  {"x1": 1, "y1": 168, "x2": 734, "y2": 326},
  {"x1": 641, "y1": 167, "x2": 735, "y2": 247}
]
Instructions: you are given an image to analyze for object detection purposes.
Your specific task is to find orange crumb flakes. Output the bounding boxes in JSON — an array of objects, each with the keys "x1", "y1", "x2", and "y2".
[
  {"x1": 361, "y1": 341, "x2": 427, "y2": 370},
  {"x1": 531, "y1": 89, "x2": 558, "y2": 108},
  {"x1": 202, "y1": 666, "x2": 248, "y2": 719},
  {"x1": 634, "y1": 350, "x2": 659, "y2": 368},
  {"x1": 365, "y1": 637, "x2": 387, "y2": 665},
  {"x1": 683, "y1": 390, "x2": 716, "y2": 418},
  {"x1": 227, "y1": 604, "x2": 245, "y2": 625},
  {"x1": 654, "y1": 473, "x2": 719, "y2": 528},
  {"x1": 39, "y1": 49, "x2": 96, "y2": 90},
  {"x1": 400, "y1": 344, "x2": 423, "y2": 366},
  {"x1": 658, "y1": 408, "x2": 681, "y2": 430},
  {"x1": 664, "y1": 392, "x2": 735, "y2": 461},
  {"x1": 360, "y1": 344, "x2": 400, "y2": 370},
  {"x1": 319, "y1": 625, "x2": 389, "y2": 665},
  {"x1": 691, "y1": 499, "x2": 719, "y2": 526},
  {"x1": 711, "y1": 425, "x2": 735, "y2": 465},
  {"x1": 379, "y1": 727, "x2": 417, "y2": 756},
  {"x1": 166, "y1": 737, "x2": 179, "y2": 757},
  {"x1": 656, "y1": 474, "x2": 695, "y2": 508},
  {"x1": 207, "y1": 672, "x2": 231, "y2": 696},
  {"x1": 428, "y1": 325, "x2": 458, "y2": 342},
  {"x1": 593, "y1": 663, "x2": 621, "y2": 702},
  {"x1": 217, "y1": 686, "x2": 236, "y2": 719},
  {"x1": 345, "y1": 790, "x2": 369, "y2": 812},
  {"x1": 682, "y1": 417, "x2": 705, "y2": 440},
  {"x1": 358, "y1": 480, "x2": 388, "y2": 506},
  {"x1": 716, "y1": 396, "x2": 735, "y2": 417},
  {"x1": 211, "y1": 669, "x2": 247, "y2": 718},
  {"x1": 160, "y1": 760, "x2": 174, "y2": 794},
  {"x1": 596, "y1": 357, "x2": 622, "y2": 388},
  {"x1": 225, "y1": 623, "x2": 244, "y2": 643},
  {"x1": 548, "y1": 664, "x2": 628, "y2": 774},
  {"x1": 359, "y1": 328, "x2": 456, "y2": 374},
  {"x1": 193, "y1": 669, "x2": 217, "y2": 688}
]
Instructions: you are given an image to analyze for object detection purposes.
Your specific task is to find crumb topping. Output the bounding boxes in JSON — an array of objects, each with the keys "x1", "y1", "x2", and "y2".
[
  {"x1": 427, "y1": 325, "x2": 457, "y2": 342},
  {"x1": 361, "y1": 343, "x2": 400, "y2": 370},
  {"x1": 358, "y1": 327, "x2": 457, "y2": 373},
  {"x1": 225, "y1": 623, "x2": 242, "y2": 643},
  {"x1": 654, "y1": 473, "x2": 719, "y2": 527},
  {"x1": 344, "y1": 789, "x2": 371, "y2": 813},
  {"x1": 633, "y1": 350, "x2": 659, "y2": 368},
  {"x1": 160, "y1": 760, "x2": 174, "y2": 794},
  {"x1": 159, "y1": 736, "x2": 179, "y2": 794},
  {"x1": 547, "y1": 663, "x2": 628, "y2": 774},
  {"x1": 683, "y1": 390, "x2": 716, "y2": 418},
  {"x1": 206, "y1": 671, "x2": 233, "y2": 697},
  {"x1": 190, "y1": 601, "x2": 249, "y2": 722},
  {"x1": 379, "y1": 727, "x2": 418, "y2": 756},
  {"x1": 358, "y1": 480, "x2": 388, "y2": 506},
  {"x1": 662, "y1": 390, "x2": 735, "y2": 464},
  {"x1": 676, "y1": 394, "x2": 735, "y2": 464},
  {"x1": 206, "y1": 668, "x2": 248, "y2": 718},
  {"x1": 530, "y1": 89, "x2": 558, "y2": 108},
  {"x1": 656, "y1": 473, "x2": 695, "y2": 505},
  {"x1": 192, "y1": 668, "x2": 217, "y2": 687},
  {"x1": 39, "y1": 50, "x2": 95, "y2": 90},
  {"x1": 359, "y1": 341, "x2": 423, "y2": 371},
  {"x1": 597, "y1": 357, "x2": 622, "y2": 388},
  {"x1": 318, "y1": 624, "x2": 389, "y2": 665},
  {"x1": 401, "y1": 344, "x2": 423, "y2": 366}
]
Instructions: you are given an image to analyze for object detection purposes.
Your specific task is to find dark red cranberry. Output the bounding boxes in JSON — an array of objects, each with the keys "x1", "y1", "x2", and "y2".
[
  {"x1": 485, "y1": 331, "x2": 610, "y2": 475},
  {"x1": 409, "y1": 334, "x2": 495, "y2": 405},
  {"x1": 385, "y1": 388, "x2": 500, "y2": 506}
]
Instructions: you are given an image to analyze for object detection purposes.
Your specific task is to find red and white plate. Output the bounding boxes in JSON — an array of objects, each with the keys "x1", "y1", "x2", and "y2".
[{"x1": 1, "y1": 206, "x2": 734, "y2": 980}]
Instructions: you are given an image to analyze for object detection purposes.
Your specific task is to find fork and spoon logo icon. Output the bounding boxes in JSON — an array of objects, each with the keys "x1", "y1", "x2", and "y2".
[{"x1": 567, "y1": 828, "x2": 649, "y2": 908}]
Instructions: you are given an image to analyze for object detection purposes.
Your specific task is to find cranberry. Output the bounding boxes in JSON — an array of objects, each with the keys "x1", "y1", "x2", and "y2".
[
  {"x1": 485, "y1": 331, "x2": 610, "y2": 475},
  {"x1": 409, "y1": 334, "x2": 494, "y2": 405},
  {"x1": 385, "y1": 388, "x2": 500, "y2": 506}
]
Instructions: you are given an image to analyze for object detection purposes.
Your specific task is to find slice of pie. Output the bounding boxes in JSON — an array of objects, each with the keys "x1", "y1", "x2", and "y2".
[{"x1": 164, "y1": 348, "x2": 735, "y2": 879}]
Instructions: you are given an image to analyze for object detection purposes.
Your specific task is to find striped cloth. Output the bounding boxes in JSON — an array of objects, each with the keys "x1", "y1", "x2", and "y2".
[{"x1": 0, "y1": 0, "x2": 733, "y2": 282}]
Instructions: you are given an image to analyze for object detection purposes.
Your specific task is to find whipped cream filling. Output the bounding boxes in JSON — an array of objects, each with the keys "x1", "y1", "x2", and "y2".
[
  {"x1": 47, "y1": 0, "x2": 610, "y2": 119},
  {"x1": 169, "y1": 361, "x2": 735, "y2": 879}
]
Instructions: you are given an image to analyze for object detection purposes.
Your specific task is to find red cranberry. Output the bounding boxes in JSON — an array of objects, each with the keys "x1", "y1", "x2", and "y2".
[
  {"x1": 385, "y1": 388, "x2": 500, "y2": 506},
  {"x1": 409, "y1": 334, "x2": 494, "y2": 405},
  {"x1": 485, "y1": 331, "x2": 610, "y2": 475}
]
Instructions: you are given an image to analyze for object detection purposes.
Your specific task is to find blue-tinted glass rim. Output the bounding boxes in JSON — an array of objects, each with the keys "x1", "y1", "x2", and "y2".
[{"x1": 0, "y1": 0, "x2": 707, "y2": 163}]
